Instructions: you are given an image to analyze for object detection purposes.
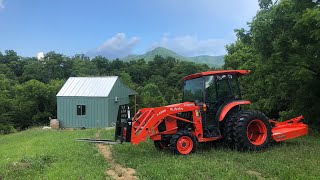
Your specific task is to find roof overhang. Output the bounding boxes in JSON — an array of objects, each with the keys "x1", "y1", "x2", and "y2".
[{"x1": 183, "y1": 70, "x2": 250, "y2": 81}]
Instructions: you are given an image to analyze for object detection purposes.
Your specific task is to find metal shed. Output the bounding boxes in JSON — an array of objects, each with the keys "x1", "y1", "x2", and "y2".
[{"x1": 56, "y1": 76, "x2": 137, "y2": 128}]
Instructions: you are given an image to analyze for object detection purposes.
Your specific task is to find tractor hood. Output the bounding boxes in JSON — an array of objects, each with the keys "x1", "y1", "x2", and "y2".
[{"x1": 164, "y1": 102, "x2": 197, "y2": 112}]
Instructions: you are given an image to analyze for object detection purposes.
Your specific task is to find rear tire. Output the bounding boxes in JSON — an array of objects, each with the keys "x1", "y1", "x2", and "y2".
[
  {"x1": 233, "y1": 110, "x2": 271, "y2": 151},
  {"x1": 170, "y1": 131, "x2": 197, "y2": 155},
  {"x1": 221, "y1": 111, "x2": 238, "y2": 149}
]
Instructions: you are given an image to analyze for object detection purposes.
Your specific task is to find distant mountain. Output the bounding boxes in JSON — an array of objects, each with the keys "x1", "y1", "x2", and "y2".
[
  {"x1": 189, "y1": 55, "x2": 224, "y2": 67},
  {"x1": 121, "y1": 47, "x2": 224, "y2": 67}
]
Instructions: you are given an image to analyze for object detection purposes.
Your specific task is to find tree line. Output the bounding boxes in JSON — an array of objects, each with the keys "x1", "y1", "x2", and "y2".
[{"x1": 0, "y1": 51, "x2": 210, "y2": 133}]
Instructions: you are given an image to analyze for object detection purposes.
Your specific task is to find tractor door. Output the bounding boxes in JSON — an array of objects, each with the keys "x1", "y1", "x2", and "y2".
[
  {"x1": 205, "y1": 75, "x2": 231, "y2": 124},
  {"x1": 204, "y1": 75, "x2": 218, "y2": 126},
  {"x1": 204, "y1": 75, "x2": 240, "y2": 132}
]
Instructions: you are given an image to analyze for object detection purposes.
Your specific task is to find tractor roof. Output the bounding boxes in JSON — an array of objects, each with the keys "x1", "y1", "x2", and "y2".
[{"x1": 183, "y1": 70, "x2": 250, "y2": 81}]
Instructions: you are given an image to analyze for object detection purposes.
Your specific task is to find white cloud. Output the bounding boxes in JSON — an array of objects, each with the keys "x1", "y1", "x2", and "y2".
[
  {"x1": 88, "y1": 33, "x2": 139, "y2": 59},
  {"x1": 150, "y1": 34, "x2": 229, "y2": 56},
  {"x1": 0, "y1": 0, "x2": 5, "y2": 9},
  {"x1": 36, "y1": 52, "x2": 44, "y2": 60}
]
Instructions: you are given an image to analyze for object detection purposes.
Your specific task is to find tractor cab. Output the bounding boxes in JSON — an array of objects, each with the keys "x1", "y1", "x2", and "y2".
[{"x1": 183, "y1": 70, "x2": 249, "y2": 136}]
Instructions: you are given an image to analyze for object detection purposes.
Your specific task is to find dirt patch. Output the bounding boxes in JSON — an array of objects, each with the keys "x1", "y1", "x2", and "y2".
[
  {"x1": 247, "y1": 170, "x2": 265, "y2": 180},
  {"x1": 96, "y1": 131, "x2": 137, "y2": 180}
]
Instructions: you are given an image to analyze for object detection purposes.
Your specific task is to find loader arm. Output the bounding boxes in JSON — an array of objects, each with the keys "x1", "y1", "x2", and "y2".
[{"x1": 130, "y1": 102, "x2": 201, "y2": 144}]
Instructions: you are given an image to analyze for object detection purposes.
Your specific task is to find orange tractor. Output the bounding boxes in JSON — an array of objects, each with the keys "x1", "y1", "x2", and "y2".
[{"x1": 115, "y1": 70, "x2": 308, "y2": 155}]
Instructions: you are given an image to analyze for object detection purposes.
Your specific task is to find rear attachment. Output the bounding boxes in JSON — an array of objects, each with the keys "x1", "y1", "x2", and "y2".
[
  {"x1": 75, "y1": 138, "x2": 121, "y2": 145},
  {"x1": 270, "y1": 115, "x2": 308, "y2": 142},
  {"x1": 115, "y1": 104, "x2": 132, "y2": 143},
  {"x1": 76, "y1": 104, "x2": 132, "y2": 145}
]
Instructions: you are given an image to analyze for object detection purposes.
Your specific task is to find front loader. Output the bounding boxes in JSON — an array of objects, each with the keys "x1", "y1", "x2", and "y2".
[{"x1": 114, "y1": 70, "x2": 308, "y2": 155}]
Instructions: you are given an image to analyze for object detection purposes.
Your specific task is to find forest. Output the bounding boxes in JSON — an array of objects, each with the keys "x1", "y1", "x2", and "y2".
[
  {"x1": 0, "y1": 51, "x2": 210, "y2": 133},
  {"x1": 0, "y1": 0, "x2": 319, "y2": 134}
]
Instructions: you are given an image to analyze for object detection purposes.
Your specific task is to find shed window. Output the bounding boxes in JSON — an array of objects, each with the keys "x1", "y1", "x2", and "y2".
[{"x1": 77, "y1": 105, "x2": 86, "y2": 115}]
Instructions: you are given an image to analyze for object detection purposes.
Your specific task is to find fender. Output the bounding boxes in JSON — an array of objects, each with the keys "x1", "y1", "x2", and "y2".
[{"x1": 218, "y1": 100, "x2": 251, "y2": 121}]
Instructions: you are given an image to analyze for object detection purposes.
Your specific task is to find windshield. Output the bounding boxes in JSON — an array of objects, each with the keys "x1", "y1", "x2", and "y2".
[{"x1": 183, "y1": 77, "x2": 204, "y2": 103}]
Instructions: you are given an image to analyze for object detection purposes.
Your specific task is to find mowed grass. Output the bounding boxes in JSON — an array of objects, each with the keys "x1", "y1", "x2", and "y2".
[
  {"x1": 0, "y1": 128, "x2": 109, "y2": 180},
  {"x1": 1, "y1": 129, "x2": 320, "y2": 180},
  {"x1": 107, "y1": 130, "x2": 320, "y2": 180}
]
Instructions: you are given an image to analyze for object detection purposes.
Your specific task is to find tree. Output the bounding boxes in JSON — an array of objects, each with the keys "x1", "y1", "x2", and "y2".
[
  {"x1": 12, "y1": 80, "x2": 63, "y2": 129},
  {"x1": 43, "y1": 52, "x2": 69, "y2": 81},
  {"x1": 147, "y1": 75, "x2": 168, "y2": 93},
  {"x1": 0, "y1": 74, "x2": 16, "y2": 133},
  {"x1": 70, "y1": 55, "x2": 99, "y2": 76},
  {"x1": 141, "y1": 83, "x2": 167, "y2": 107},
  {"x1": 120, "y1": 72, "x2": 138, "y2": 89},
  {"x1": 224, "y1": 0, "x2": 320, "y2": 124},
  {"x1": 21, "y1": 60, "x2": 46, "y2": 82},
  {"x1": 0, "y1": 64, "x2": 16, "y2": 80},
  {"x1": 127, "y1": 59, "x2": 150, "y2": 85},
  {"x1": 92, "y1": 56, "x2": 110, "y2": 75},
  {"x1": 1, "y1": 50, "x2": 20, "y2": 64},
  {"x1": 258, "y1": 0, "x2": 273, "y2": 9}
]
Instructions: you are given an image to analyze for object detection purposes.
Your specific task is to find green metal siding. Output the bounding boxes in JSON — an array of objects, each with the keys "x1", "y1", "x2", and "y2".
[
  {"x1": 57, "y1": 97, "x2": 109, "y2": 128},
  {"x1": 107, "y1": 79, "x2": 130, "y2": 126},
  {"x1": 107, "y1": 97, "x2": 129, "y2": 126}
]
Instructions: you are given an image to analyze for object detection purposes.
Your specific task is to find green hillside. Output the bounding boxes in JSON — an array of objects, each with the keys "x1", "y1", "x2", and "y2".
[
  {"x1": 121, "y1": 47, "x2": 224, "y2": 67},
  {"x1": 189, "y1": 55, "x2": 225, "y2": 67}
]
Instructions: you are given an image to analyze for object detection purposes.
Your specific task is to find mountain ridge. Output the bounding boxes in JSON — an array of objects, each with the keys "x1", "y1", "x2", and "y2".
[{"x1": 121, "y1": 47, "x2": 224, "y2": 67}]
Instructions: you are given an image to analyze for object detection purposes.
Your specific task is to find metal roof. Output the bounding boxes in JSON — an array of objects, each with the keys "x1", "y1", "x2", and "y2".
[{"x1": 57, "y1": 76, "x2": 131, "y2": 97}]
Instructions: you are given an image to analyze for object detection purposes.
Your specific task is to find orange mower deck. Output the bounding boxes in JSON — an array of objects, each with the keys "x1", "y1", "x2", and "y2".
[{"x1": 270, "y1": 116, "x2": 308, "y2": 142}]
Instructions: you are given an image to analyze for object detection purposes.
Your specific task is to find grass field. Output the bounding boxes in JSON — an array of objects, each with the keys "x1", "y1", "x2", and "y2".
[
  {"x1": 0, "y1": 129, "x2": 108, "y2": 180},
  {"x1": 1, "y1": 128, "x2": 320, "y2": 179}
]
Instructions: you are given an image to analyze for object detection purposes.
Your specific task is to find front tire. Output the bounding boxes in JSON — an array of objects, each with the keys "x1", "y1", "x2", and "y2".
[
  {"x1": 233, "y1": 110, "x2": 271, "y2": 151},
  {"x1": 170, "y1": 131, "x2": 197, "y2": 155}
]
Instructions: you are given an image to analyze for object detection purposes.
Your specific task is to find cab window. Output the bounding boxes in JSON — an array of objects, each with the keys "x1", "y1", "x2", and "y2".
[
  {"x1": 205, "y1": 75, "x2": 216, "y2": 103},
  {"x1": 183, "y1": 77, "x2": 204, "y2": 103},
  {"x1": 216, "y1": 75, "x2": 231, "y2": 100},
  {"x1": 228, "y1": 75, "x2": 241, "y2": 99}
]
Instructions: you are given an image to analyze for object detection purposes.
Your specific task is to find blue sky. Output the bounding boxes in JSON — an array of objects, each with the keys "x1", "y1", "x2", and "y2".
[{"x1": 0, "y1": 0, "x2": 259, "y2": 59}]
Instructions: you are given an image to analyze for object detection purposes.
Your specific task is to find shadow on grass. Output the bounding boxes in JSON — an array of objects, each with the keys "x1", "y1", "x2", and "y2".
[
  {"x1": 197, "y1": 141, "x2": 228, "y2": 151},
  {"x1": 270, "y1": 139, "x2": 314, "y2": 148},
  {"x1": 197, "y1": 139, "x2": 312, "y2": 154}
]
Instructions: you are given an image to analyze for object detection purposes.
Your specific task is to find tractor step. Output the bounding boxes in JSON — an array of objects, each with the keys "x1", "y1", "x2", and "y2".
[
  {"x1": 270, "y1": 116, "x2": 308, "y2": 142},
  {"x1": 76, "y1": 138, "x2": 121, "y2": 144}
]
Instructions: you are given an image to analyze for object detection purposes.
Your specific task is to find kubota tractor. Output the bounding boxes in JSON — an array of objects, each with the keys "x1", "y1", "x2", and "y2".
[{"x1": 115, "y1": 70, "x2": 308, "y2": 155}]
